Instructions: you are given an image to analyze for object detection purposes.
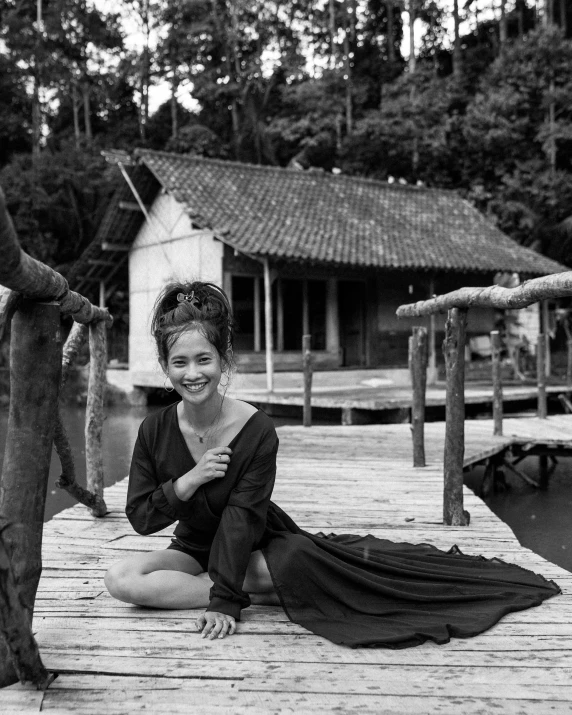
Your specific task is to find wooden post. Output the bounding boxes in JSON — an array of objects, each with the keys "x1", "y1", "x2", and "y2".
[
  {"x1": 302, "y1": 279, "x2": 310, "y2": 336},
  {"x1": 85, "y1": 320, "x2": 107, "y2": 514},
  {"x1": 568, "y1": 338, "x2": 572, "y2": 391},
  {"x1": 254, "y1": 276, "x2": 261, "y2": 352},
  {"x1": 0, "y1": 535, "x2": 52, "y2": 688},
  {"x1": 428, "y1": 277, "x2": 437, "y2": 384},
  {"x1": 325, "y1": 279, "x2": 339, "y2": 355},
  {"x1": 263, "y1": 258, "x2": 274, "y2": 393},
  {"x1": 537, "y1": 333, "x2": 547, "y2": 419},
  {"x1": 0, "y1": 300, "x2": 62, "y2": 687},
  {"x1": 409, "y1": 326, "x2": 428, "y2": 467},
  {"x1": 491, "y1": 330, "x2": 503, "y2": 436},
  {"x1": 541, "y1": 300, "x2": 551, "y2": 377},
  {"x1": 303, "y1": 334, "x2": 313, "y2": 427},
  {"x1": 442, "y1": 308, "x2": 470, "y2": 526},
  {"x1": 277, "y1": 278, "x2": 284, "y2": 352}
]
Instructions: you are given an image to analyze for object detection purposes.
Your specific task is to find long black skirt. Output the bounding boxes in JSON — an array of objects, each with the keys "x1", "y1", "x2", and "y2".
[{"x1": 263, "y1": 529, "x2": 561, "y2": 649}]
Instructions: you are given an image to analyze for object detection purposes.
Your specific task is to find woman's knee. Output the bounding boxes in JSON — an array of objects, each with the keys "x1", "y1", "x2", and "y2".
[{"x1": 104, "y1": 560, "x2": 138, "y2": 603}]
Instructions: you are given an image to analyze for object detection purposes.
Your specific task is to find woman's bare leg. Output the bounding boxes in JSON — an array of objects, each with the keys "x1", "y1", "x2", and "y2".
[
  {"x1": 105, "y1": 550, "x2": 209, "y2": 608},
  {"x1": 104, "y1": 549, "x2": 280, "y2": 608}
]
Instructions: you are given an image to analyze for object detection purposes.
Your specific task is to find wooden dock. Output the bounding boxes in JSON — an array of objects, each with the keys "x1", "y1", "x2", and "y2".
[{"x1": 2, "y1": 416, "x2": 572, "y2": 714}]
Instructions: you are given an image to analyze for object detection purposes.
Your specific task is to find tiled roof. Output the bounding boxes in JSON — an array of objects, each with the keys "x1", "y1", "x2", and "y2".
[{"x1": 135, "y1": 150, "x2": 567, "y2": 276}]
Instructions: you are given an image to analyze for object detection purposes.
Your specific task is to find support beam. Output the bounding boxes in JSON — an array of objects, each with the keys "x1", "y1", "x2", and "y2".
[
  {"x1": 0, "y1": 300, "x2": 62, "y2": 686},
  {"x1": 277, "y1": 278, "x2": 284, "y2": 353},
  {"x1": 428, "y1": 277, "x2": 437, "y2": 384},
  {"x1": 254, "y1": 277, "x2": 261, "y2": 353},
  {"x1": 537, "y1": 333, "x2": 547, "y2": 419},
  {"x1": 491, "y1": 330, "x2": 503, "y2": 436},
  {"x1": 99, "y1": 280, "x2": 106, "y2": 309},
  {"x1": 409, "y1": 326, "x2": 428, "y2": 467},
  {"x1": 302, "y1": 279, "x2": 310, "y2": 336},
  {"x1": 118, "y1": 200, "x2": 150, "y2": 212},
  {"x1": 263, "y1": 258, "x2": 274, "y2": 393},
  {"x1": 442, "y1": 308, "x2": 470, "y2": 526},
  {"x1": 541, "y1": 300, "x2": 551, "y2": 377},
  {"x1": 325, "y1": 279, "x2": 339, "y2": 354}
]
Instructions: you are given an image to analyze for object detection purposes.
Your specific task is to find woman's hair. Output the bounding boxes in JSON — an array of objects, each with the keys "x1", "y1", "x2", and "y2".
[{"x1": 151, "y1": 281, "x2": 235, "y2": 370}]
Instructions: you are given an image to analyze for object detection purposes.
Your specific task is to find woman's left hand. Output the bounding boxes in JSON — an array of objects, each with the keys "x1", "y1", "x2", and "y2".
[{"x1": 196, "y1": 611, "x2": 237, "y2": 639}]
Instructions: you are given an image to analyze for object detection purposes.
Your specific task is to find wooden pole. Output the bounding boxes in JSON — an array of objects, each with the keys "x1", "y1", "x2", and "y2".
[
  {"x1": 541, "y1": 300, "x2": 551, "y2": 377},
  {"x1": 537, "y1": 333, "x2": 547, "y2": 419},
  {"x1": 302, "y1": 279, "x2": 310, "y2": 336},
  {"x1": 254, "y1": 277, "x2": 261, "y2": 353},
  {"x1": 427, "y1": 277, "x2": 437, "y2": 384},
  {"x1": 85, "y1": 320, "x2": 107, "y2": 514},
  {"x1": 263, "y1": 258, "x2": 274, "y2": 393},
  {"x1": 0, "y1": 535, "x2": 52, "y2": 688},
  {"x1": 0, "y1": 300, "x2": 62, "y2": 687},
  {"x1": 303, "y1": 334, "x2": 313, "y2": 427},
  {"x1": 409, "y1": 326, "x2": 428, "y2": 467},
  {"x1": 442, "y1": 308, "x2": 470, "y2": 526},
  {"x1": 491, "y1": 330, "x2": 503, "y2": 436},
  {"x1": 277, "y1": 278, "x2": 284, "y2": 352},
  {"x1": 567, "y1": 338, "x2": 572, "y2": 390}
]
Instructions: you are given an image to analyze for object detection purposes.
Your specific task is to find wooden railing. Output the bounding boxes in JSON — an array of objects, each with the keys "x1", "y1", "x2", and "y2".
[
  {"x1": 0, "y1": 187, "x2": 113, "y2": 688},
  {"x1": 397, "y1": 272, "x2": 572, "y2": 527}
]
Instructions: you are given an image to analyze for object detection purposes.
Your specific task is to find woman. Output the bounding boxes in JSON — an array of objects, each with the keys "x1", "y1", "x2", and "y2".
[{"x1": 105, "y1": 281, "x2": 560, "y2": 648}]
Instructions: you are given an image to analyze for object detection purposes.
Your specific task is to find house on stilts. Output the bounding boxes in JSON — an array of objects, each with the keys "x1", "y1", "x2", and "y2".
[{"x1": 67, "y1": 149, "x2": 567, "y2": 392}]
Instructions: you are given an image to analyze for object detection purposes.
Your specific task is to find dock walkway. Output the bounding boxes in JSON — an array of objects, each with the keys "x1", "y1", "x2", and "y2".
[{"x1": 3, "y1": 417, "x2": 572, "y2": 714}]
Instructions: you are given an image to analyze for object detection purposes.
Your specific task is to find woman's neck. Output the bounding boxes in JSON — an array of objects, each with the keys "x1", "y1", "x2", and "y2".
[{"x1": 180, "y1": 392, "x2": 224, "y2": 431}]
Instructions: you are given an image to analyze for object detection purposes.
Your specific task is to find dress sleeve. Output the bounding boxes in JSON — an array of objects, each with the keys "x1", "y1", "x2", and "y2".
[
  {"x1": 126, "y1": 423, "x2": 192, "y2": 535},
  {"x1": 207, "y1": 426, "x2": 278, "y2": 620}
]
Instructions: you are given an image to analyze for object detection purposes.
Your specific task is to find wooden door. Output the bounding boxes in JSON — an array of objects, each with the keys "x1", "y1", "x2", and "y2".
[{"x1": 338, "y1": 280, "x2": 366, "y2": 366}]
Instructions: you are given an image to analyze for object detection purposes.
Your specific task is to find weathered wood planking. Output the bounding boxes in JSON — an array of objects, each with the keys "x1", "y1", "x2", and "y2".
[{"x1": 2, "y1": 418, "x2": 572, "y2": 714}]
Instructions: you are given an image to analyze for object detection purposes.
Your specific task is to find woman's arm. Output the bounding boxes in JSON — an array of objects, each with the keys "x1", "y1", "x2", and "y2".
[{"x1": 206, "y1": 427, "x2": 279, "y2": 621}]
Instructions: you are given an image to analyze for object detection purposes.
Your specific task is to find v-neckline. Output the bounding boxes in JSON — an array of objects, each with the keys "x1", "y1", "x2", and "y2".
[{"x1": 173, "y1": 403, "x2": 260, "y2": 466}]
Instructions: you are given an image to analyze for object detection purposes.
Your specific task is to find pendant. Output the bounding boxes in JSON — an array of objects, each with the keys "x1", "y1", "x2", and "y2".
[{"x1": 199, "y1": 437, "x2": 204, "y2": 443}]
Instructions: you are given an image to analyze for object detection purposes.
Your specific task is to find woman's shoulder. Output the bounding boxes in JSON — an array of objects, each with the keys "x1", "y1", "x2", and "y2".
[{"x1": 226, "y1": 400, "x2": 277, "y2": 446}]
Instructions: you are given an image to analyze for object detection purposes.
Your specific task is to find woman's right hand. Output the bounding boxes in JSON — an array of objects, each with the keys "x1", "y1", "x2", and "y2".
[{"x1": 193, "y1": 447, "x2": 232, "y2": 486}]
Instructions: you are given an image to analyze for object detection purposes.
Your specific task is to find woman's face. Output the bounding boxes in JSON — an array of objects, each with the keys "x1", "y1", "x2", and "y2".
[{"x1": 163, "y1": 328, "x2": 222, "y2": 407}]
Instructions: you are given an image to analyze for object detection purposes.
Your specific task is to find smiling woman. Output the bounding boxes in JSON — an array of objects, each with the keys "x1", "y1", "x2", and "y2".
[{"x1": 104, "y1": 280, "x2": 561, "y2": 649}]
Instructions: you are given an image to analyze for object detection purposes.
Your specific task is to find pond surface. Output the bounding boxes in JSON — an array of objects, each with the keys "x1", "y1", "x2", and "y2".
[{"x1": 0, "y1": 405, "x2": 570, "y2": 574}]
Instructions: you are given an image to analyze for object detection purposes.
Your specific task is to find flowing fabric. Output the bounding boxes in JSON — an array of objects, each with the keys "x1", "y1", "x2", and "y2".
[{"x1": 263, "y1": 527, "x2": 561, "y2": 648}]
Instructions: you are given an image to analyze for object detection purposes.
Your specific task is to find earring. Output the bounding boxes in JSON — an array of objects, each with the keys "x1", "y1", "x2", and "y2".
[
  {"x1": 219, "y1": 371, "x2": 231, "y2": 390},
  {"x1": 163, "y1": 377, "x2": 174, "y2": 393}
]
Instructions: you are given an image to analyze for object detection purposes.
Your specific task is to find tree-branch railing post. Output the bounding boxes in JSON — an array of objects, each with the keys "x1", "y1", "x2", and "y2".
[
  {"x1": 86, "y1": 320, "x2": 108, "y2": 513},
  {"x1": 303, "y1": 334, "x2": 313, "y2": 428},
  {"x1": 491, "y1": 330, "x2": 503, "y2": 436},
  {"x1": 442, "y1": 308, "x2": 470, "y2": 526},
  {"x1": 0, "y1": 300, "x2": 62, "y2": 687},
  {"x1": 409, "y1": 326, "x2": 428, "y2": 467},
  {"x1": 537, "y1": 333, "x2": 547, "y2": 419}
]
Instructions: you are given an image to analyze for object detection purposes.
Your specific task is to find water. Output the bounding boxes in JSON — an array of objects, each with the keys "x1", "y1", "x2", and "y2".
[{"x1": 1, "y1": 405, "x2": 570, "y2": 574}]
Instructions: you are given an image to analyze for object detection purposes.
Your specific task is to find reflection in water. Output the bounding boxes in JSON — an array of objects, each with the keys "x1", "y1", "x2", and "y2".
[{"x1": 0, "y1": 405, "x2": 156, "y2": 521}]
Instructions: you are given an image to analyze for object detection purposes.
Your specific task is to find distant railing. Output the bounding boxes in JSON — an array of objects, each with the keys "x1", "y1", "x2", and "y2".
[
  {"x1": 397, "y1": 272, "x2": 572, "y2": 527},
  {"x1": 0, "y1": 187, "x2": 113, "y2": 688}
]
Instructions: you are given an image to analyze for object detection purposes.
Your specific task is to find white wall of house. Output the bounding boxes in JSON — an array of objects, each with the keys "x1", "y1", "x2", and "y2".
[{"x1": 129, "y1": 191, "x2": 223, "y2": 383}]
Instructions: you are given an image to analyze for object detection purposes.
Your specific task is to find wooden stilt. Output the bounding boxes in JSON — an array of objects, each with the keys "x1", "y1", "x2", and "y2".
[
  {"x1": 0, "y1": 300, "x2": 62, "y2": 687},
  {"x1": 85, "y1": 320, "x2": 107, "y2": 515},
  {"x1": 303, "y1": 334, "x2": 313, "y2": 427},
  {"x1": 442, "y1": 308, "x2": 470, "y2": 526},
  {"x1": 409, "y1": 326, "x2": 428, "y2": 467},
  {"x1": 537, "y1": 333, "x2": 547, "y2": 419},
  {"x1": 491, "y1": 330, "x2": 503, "y2": 436},
  {"x1": 254, "y1": 277, "x2": 261, "y2": 353}
]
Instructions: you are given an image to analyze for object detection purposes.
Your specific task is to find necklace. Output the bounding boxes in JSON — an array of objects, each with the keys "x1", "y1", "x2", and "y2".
[{"x1": 188, "y1": 398, "x2": 224, "y2": 444}]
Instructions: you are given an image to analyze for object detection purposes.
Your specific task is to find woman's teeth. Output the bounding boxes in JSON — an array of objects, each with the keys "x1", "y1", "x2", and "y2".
[{"x1": 184, "y1": 383, "x2": 207, "y2": 392}]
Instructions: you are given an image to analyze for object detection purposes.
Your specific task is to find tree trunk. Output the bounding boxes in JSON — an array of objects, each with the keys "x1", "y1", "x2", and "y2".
[
  {"x1": 0, "y1": 300, "x2": 62, "y2": 687},
  {"x1": 329, "y1": 0, "x2": 337, "y2": 69},
  {"x1": 32, "y1": 73, "x2": 41, "y2": 160},
  {"x1": 170, "y1": 69, "x2": 178, "y2": 140},
  {"x1": 548, "y1": 80, "x2": 557, "y2": 176},
  {"x1": 72, "y1": 82, "x2": 81, "y2": 149},
  {"x1": 82, "y1": 81, "x2": 92, "y2": 143},
  {"x1": 408, "y1": 0, "x2": 416, "y2": 73},
  {"x1": 343, "y1": 26, "x2": 353, "y2": 135},
  {"x1": 500, "y1": 0, "x2": 508, "y2": 45},
  {"x1": 386, "y1": 0, "x2": 395, "y2": 63},
  {"x1": 452, "y1": 0, "x2": 462, "y2": 79}
]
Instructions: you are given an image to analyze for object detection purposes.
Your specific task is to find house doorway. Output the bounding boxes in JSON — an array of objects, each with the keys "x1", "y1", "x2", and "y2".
[{"x1": 338, "y1": 280, "x2": 366, "y2": 366}]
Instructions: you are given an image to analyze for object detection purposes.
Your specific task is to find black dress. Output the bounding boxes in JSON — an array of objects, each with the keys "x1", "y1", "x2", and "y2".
[{"x1": 126, "y1": 404, "x2": 561, "y2": 649}]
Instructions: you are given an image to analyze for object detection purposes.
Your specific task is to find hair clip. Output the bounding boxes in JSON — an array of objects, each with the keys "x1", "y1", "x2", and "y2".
[{"x1": 177, "y1": 291, "x2": 199, "y2": 306}]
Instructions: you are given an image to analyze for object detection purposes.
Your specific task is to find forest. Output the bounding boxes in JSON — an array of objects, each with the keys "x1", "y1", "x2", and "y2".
[{"x1": 1, "y1": 0, "x2": 572, "y2": 278}]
